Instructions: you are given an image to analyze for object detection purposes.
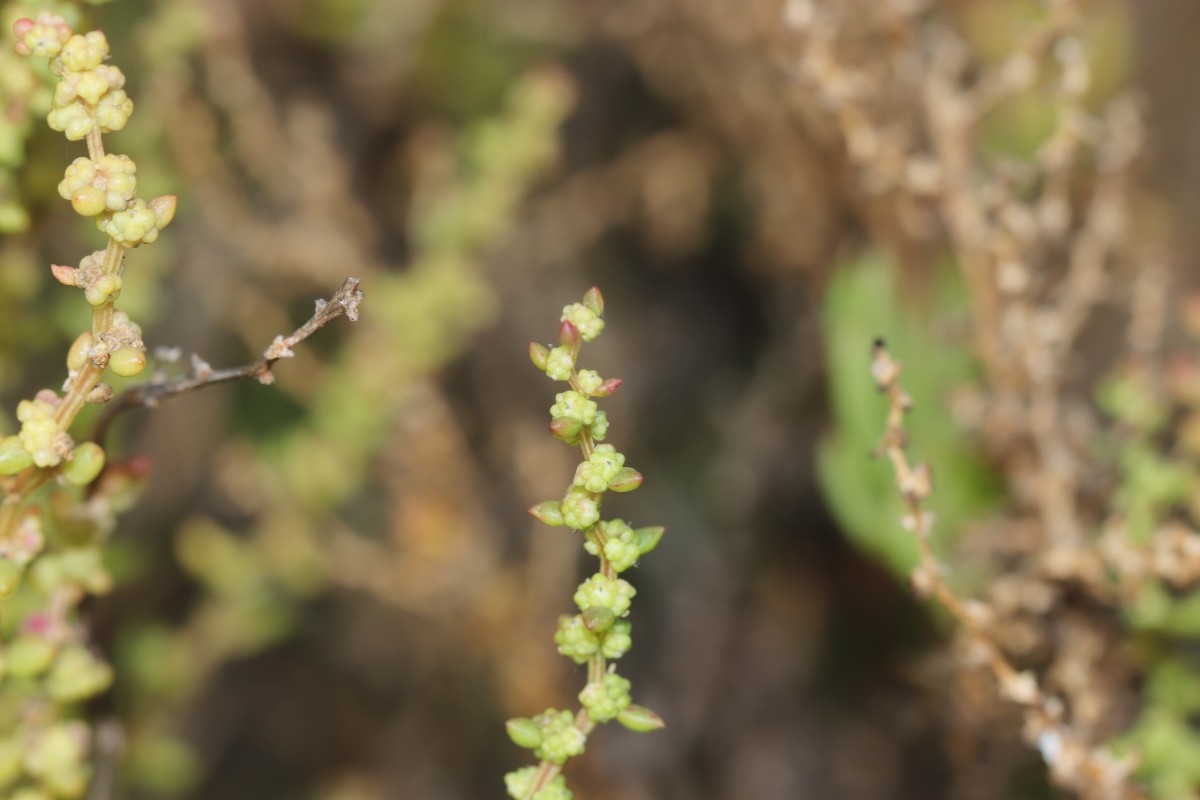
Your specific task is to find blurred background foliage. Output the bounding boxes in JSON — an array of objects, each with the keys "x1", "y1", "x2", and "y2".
[{"x1": 1, "y1": 0, "x2": 1198, "y2": 798}]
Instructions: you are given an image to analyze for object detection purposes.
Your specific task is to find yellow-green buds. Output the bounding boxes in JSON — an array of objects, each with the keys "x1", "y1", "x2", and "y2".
[
  {"x1": 59, "y1": 31, "x2": 109, "y2": 72},
  {"x1": 528, "y1": 709, "x2": 586, "y2": 764},
  {"x1": 109, "y1": 346, "x2": 146, "y2": 377},
  {"x1": 5, "y1": 635, "x2": 57, "y2": 679},
  {"x1": 506, "y1": 718, "x2": 544, "y2": 750},
  {"x1": 544, "y1": 346, "x2": 575, "y2": 381},
  {"x1": 504, "y1": 767, "x2": 572, "y2": 800},
  {"x1": 83, "y1": 273, "x2": 121, "y2": 306},
  {"x1": 94, "y1": 88, "x2": 133, "y2": 133},
  {"x1": 561, "y1": 486, "x2": 600, "y2": 530},
  {"x1": 59, "y1": 154, "x2": 138, "y2": 216},
  {"x1": 515, "y1": 288, "x2": 661, "y2": 794},
  {"x1": 529, "y1": 342, "x2": 550, "y2": 370},
  {"x1": 0, "y1": 435, "x2": 33, "y2": 475},
  {"x1": 67, "y1": 332, "x2": 93, "y2": 371},
  {"x1": 573, "y1": 445, "x2": 628, "y2": 493},
  {"x1": 617, "y1": 704, "x2": 666, "y2": 733},
  {"x1": 12, "y1": 15, "x2": 72, "y2": 58},
  {"x1": 579, "y1": 673, "x2": 632, "y2": 723},
  {"x1": 528, "y1": 500, "x2": 565, "y2": 527},
  {"x1": 17, "y1": 397, "x2": 65, "y2": 468},
  {"x1": 61, "y1": 442, "x2": 105, "y2": 487},
  {"x1": 561, "y1": 301, "x2": 604, "y2": 342},
  {"x1": 46, "y1": 645, "x2": 114, "y2": 702},
  {"x1": 94, "y1": 194, "x2": 175, "y2": 246},
  {"x1": 0, "y1": 559, "x2": 21, "y2": 598},
  {"x1": 573, "y1": 573, "x2": 635, "y2": 617}
]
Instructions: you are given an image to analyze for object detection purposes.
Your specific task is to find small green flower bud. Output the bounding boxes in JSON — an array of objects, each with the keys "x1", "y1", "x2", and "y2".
[
  {"x1": 0, "y1": 436, "x2": 33, "y2": 475},
  {"x1": 561, "y1": 302, "x2": 604, "y2": 342},
  {"x1": 505, "y1": 768, "x2": 573, "y2": 800},
  {"x1": 561, "y1": 486, "x2": 600, "y2": 530},
  {"x1": 46, "y1": 644, "x2": 114, "y2": 702},
  {"x1": 579, "y1": 672, "x2": 632, "y2": 723},
  {"x1": 558, "y1": 319, "x2": 580, "y2": 349},
  {"x1": 607, "y1": 466, "x2": 643, "y2": 492},
  {"x1": 6, "y1": 635, "x2": 57, "y2": 678},
  {"x1": 0, "y1": 737, "x2": 21, "y2": 788},
  {"x1": 60, "y1": 31, "x2": 109, "y2": 71},
  {"x1": 67, "y1": 331, "x2": 93, "y2": 371},
  {"x1": 550, "y1": 391, "x2": 597, "y2": 425},
  {"x1": 84, "y1": 273, "x2": 121, "y2": 306},
  {"x1": 95, "y1": 88, "x2": 134, "y2": 133},
  {"x1": 528, "y1": 501, "x2": 564, "y2": 527},
  {"x1": 582, "y1": 286, "x2": 604, "y2": 317},
  {"x1": 70, "y1": 185, "x2": 106, "y2": 216},
  {"x1": 599, "y1": 519, "x2": 640, "y2": 572},
  {"x1": 581, "y1": 606, "x2": 615, "y2": 632},
  {"x1": 589, "y1": 411, "x2": 609, "y2": 441},
  {"x1": 12, "y1": 15, "x2": 72, "y2": 59},
  {"x1": 51, "y1": 264, "x2": 78, "y2": 286},
  {"x1": 573, "y1": 445, "x2": 625, "y2": 493},
  {"x1": 544, "y1": 346, "x2": 575, "y2": 381},
  {"x1": 506, "y1": 717, "x2": 544, "y2": 750},
  {"x1": 25, "y1": 722, "x2": 86, "y2": 781},
  {"x1": 109, "y1": 346, "x2": 146, "y2": 377},
  {"x1": 148, "y1": 194, "x2": 177, "y2": 228},
  {"x1": 504, "y1": 767, "x2": 536, "y2": 799},
  {"x1": 635, "y1": 525, "x2": 665, "y2": 555},
  {"x1": 549, "y1": 417, "x2": 584, "y2": 445},
  {"x1": 601, "y1": 620, "x2": 632, "y2": 659},
  {"x1": 554, "y1": 615, "x2": 599, "y2": 664},
  {"x1": 573, "y1": 573, "x2": 635, "y2": 617},
  {"x1": 575, "y1": 369, "x2": 603, "y2": 395},
  {"x1": 617, "y1": 704, "x2": 666, "y2": 733},
  {"x1": 531, "y1": 709, "x2": 586, "y2": 764},
  {"x1": 61, "y1": 442, "x2": 105, "y2": 486},
  {"x1": 0, "y1": 559, "x2": 22, "y2": 598},
  {"x1": 593, "y1": 377, "x2": 623, "y2": 396},
  {"x1": 529, "y1": 342, "x2": 550, "y2": 370}
]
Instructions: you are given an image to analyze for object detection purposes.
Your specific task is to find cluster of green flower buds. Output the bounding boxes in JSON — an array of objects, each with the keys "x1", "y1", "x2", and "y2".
[
  {"x1": 506, "y1": 288, "x2": 665, "y2": 800},
  {"x1": 0, "y1": 15, "x2": 167, "y2": 798},
  {"x1": 15, "y1": 13, "x2": 175, "y2": 247}
]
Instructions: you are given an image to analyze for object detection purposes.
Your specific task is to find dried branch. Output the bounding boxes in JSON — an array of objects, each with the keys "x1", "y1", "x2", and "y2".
[
  {"x1": 90, "y1": 277, "x2": 363, "y2": 445},
  {"x1": 870, "y1": 340, "x2": 1145, "y2": 800}
]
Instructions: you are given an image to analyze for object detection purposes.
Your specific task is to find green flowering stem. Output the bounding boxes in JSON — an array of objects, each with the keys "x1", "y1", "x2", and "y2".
[{"x1": 509, "y1": 288, "x2": 664, "y2": 800}]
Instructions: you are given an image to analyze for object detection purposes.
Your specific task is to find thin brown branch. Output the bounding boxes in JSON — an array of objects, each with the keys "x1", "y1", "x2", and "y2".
[
  {"x1": 90, "y1": 277, "x2": 363, "y2": 445},
  {"x1": 870, "y1": 340, "x2": 1146, "y2": 800}
]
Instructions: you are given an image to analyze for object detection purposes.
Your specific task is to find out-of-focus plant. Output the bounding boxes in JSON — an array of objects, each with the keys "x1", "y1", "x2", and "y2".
[
  {"x1": 111, "y1": 54, "x2": 574, "y2": 794},
  {"x1": 0, "y1": 10, "x2": 360, "y2": 799},
  {"x1": 808, "y1": 0, "x2": 1200, "y2": 797},
  {"x1": 818, "y1": 252, "x2": 997, "y2": 576},
  {"x1": 0, "y1": 15, "x2": 174, "y2": 797},
  {"x1": 505, "y1": 288, "x2": 664, "y2": 800}
]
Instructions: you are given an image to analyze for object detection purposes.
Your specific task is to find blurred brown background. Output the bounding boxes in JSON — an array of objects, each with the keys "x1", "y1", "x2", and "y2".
[{"x1": 5, "y1": 0, "x2": 1194, "y2": 797}]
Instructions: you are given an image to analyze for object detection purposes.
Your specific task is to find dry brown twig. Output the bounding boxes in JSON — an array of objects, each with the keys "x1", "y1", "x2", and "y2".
[
  {"x1": 90, "y1": 277, "x2": 363, "y2": 445},
  {"x1": 871, "y1": 339, "x2": 1145, "y2": 800}
]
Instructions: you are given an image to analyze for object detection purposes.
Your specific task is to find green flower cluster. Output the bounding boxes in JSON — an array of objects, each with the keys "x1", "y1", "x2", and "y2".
[
  {"x1": 0, "y1": 13, "x2": 168, "y2": 797},
  {"x1": 506, "y1": 288, "x2": 665, "y2": 799}
]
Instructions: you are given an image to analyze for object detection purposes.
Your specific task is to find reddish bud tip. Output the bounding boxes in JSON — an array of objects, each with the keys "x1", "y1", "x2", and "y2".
[
  {"x1": 528, "y1": 500, "x2": 565, "y2": 527},
  {"x1": 582, "y1": 286, "x2": 604, "y2": 317},
  {"x1": 618, "y1": 704, "x2": 666, "y2": 733},
  {"x1": 50, "y1": 264, "x2": 76, "y2": 286},
  {"x1": 558, "y1": 320, "x2": 580, "y2": 348},
  {"x1": 607, "y1": 467, "x2": 644, "y2": 492},
  {"x1": 549, "y1": 418, "x2": 584, "y2": 443},
  {"x1": 592, "y1": 378, "x2": 623, "y2": 397},
  {"x1": 529, "y1": 342, "x2": 550, "y2": 370},
  {"x1": 582, "y1": 606, "x2": 615, "y2": 632}
]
